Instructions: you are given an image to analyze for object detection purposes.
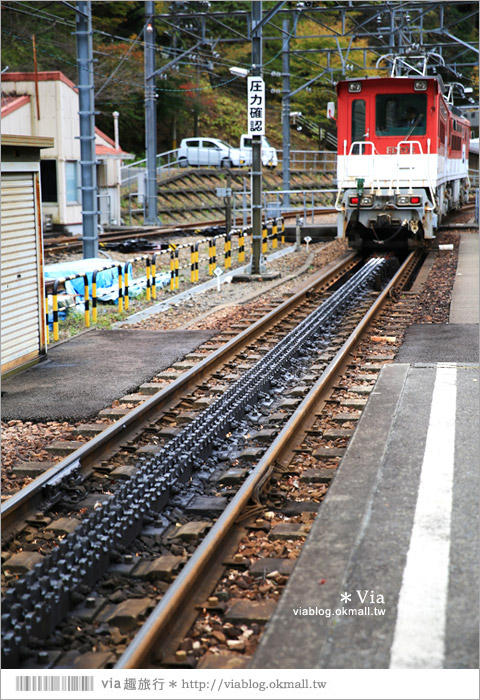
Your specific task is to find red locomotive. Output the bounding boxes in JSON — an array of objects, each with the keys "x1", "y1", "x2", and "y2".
[{"x1": 334, "y1": 75, "x2": 471, "y2": 249}]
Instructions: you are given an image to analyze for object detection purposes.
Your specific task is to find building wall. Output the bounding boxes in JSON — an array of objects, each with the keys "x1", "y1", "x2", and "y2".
[
  {"x1": 1, "y1": 101, "x2": 33, "y2": 135},
  {"x1": 1, "y1": 142, "x2": 49, "y2": 375}
]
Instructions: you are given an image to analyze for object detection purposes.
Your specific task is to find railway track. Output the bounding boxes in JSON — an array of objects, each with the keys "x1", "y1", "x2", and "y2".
[
  {"x1": 43, "y1": 210, "x2": 336, "y2": 257},
  {"x1": 115, "y1": 251, "x2": 420, "y2": 670},
  {"x1": 1, "y1": 249, "x2": 422, "y2": 669}
]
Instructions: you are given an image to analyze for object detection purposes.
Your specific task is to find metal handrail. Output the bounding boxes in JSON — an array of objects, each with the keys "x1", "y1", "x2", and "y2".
[
  {"x1": 121, "y1": 149, "x2": 338, "y2": 184},
  {"x1": 231, "y1": 187, "x2": 337, "y2": 225}
]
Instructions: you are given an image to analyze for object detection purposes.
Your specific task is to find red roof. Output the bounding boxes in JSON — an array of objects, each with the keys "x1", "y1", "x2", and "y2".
[
  {"x1": 95, "y1": 143, "x2": 131, "y2": 158},
  {"x1": 95, "y1": 126, "x2": 131, "y2": 158},
  {"x1": 1, "y1": 94, "x2": 31, "y2": 117}
]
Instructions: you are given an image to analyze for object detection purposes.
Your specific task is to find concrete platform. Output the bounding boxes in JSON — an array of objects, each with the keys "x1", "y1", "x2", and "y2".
[
  {"x1": 251, "y1": 361, "x2": 479, "y2": 669},
  {"x1": 449, "y1": 234, "x2": 479, "y2": 324},
  {"x1": 252, "y1": 233, "x2": 479, "y2": 670},
  {"x1": 396, "y1": 324, "x2": 478, "y2": 363},
  {"x1": 1, "y1": 329, "x2": 216, "y2": 422}
]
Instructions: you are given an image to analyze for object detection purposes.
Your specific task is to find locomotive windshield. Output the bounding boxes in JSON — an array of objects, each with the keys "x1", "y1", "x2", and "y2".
[{"x1": 375, "y1": 94, "x2": 427, "y2": 136}]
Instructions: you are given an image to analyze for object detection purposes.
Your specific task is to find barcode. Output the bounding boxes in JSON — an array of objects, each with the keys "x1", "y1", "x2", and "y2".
[{"x1": 15, "y1": 676, "x2": 94, "y2": 692}]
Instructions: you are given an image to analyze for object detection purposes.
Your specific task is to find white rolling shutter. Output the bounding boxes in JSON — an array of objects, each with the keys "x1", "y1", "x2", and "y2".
[{"x1": 1, "y1": 172, "x2": 43, "y2": 372}]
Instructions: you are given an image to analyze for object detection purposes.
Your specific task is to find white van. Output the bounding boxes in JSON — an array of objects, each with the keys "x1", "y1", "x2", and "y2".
[
  {"x1": 178, "y1": 138, "x2": 247, "y2": 168},
  {"x1": 239, "y1": 135, "x2": 278, "y2": 169}
]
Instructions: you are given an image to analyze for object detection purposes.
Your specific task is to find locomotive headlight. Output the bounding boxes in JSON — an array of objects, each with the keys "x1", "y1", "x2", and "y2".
[
  {"x1": 397, "y1": 194, "x2": 422, "y2": 206},
  {"x1": 348, "y1": 82, "x2": 362, "y2": 93},
  {"x1": 414, "y1": 80, "x2": 427, "y2": 91},
  {"x1": 349, "y1": 195, "x2": 373, "y2": 206}
]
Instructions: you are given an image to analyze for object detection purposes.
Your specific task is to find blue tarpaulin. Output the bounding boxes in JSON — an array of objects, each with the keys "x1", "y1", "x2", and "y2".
[
  {"x1": 44, "y1": 257, "x2": 171, "y2": 306},
  {"x1": 44, "y1": 258, "x2": 130, "y2": 302}
]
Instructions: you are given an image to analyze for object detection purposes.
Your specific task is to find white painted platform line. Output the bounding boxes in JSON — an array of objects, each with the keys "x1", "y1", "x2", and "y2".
[{"x1": 390, "y1": 364, "x2": 457, "y2": 669}]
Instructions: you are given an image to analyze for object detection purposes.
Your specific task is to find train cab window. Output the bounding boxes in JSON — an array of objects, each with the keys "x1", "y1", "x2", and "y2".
[
  {"x1": 351, "y1": 99, "x2": 366, "y2": 152},
  {"x1": 375, "y1": 94, "x2": 427, "y2": 136}
]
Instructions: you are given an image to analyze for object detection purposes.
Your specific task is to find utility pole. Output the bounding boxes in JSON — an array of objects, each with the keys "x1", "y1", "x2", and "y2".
[
  {"x1": 144, "y1": 0, "x2": 158, "y2": 225},
  {"x1": 75, "y1": 0, "x2": 98, "y2": 258},
  {"x1": 250, "y1": 0, "x2": 262, "y2": 275},
  {"x1": 172, "y1": 28, "x2": 178, "y2": 150},
  {"x1": 282, "y1": 18, "x2": 290, "y2": 211}
]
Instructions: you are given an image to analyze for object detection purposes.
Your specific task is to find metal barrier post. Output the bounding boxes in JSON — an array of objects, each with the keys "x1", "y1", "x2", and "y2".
[
  {"x1": 92, "y1": 270, "x2": 98, "y2": 323},
  {"x1": 238, "y1": 228, "x2": 245, "y2": 263},
  {"x1": 151, "y1": 253, "x2": 157, "y2": 300},
  {"x1": 83, "y1": 274, "x2": 90, "y2": 328},
  {"x1": 123, "y1": 262, "x2": 130, "y2": 311},
  {"x1": 175, "y1": 249, "x2": 179, "y2": 289},
  {"x1": 170, "y1": 250, "x2": 175, "y2": 290},
  {"x1": 52, "y1": 279, "x2": 60, "y2": 341},
  {"x1": 280, "y1": 216, "x2": 285, "y2": 245},
  {"x1": 190, "y1": 244, "x2": 196, "y2": 282},
  {"x1": 262, "y1": 224, "x2": 268, "y2": 254},
  {"x1": 208, "y1": 237, "x2": 213, "y2": 275},
  {"x1": 272, "y1": 219, "x2": 278, "y2": 249},
  {"x1": 209, "y1": 236, "x2": 217, "y2": 275},
  {"x1": 224, "y1": 232, "x2": 232, "y2": 269},
  {"x1": 117, "y1": 264, "x2": 123, "y2": 313},
  {"x1": 45, "y1": 293, "x2": 49, "y2": 345},
  {"x1": 146, "y1": 256, "x2": 151, "y2": 301}
]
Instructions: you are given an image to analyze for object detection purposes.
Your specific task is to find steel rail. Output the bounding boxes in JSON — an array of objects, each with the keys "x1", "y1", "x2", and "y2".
[
  {"x1": 44, "y1": 210, "x2": 337, "y2": 254},
  {"x1": 116, "y1": 250, "x2": 418, "y2": 669},
  {"x1": 1, "y1": 252, "x2": 359, "y2": 534}
]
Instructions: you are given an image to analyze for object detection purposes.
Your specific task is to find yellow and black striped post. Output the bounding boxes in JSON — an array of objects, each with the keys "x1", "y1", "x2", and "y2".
[
  {"x1": 262, "y1": 223, "x2": 268, "y2": 254},
  {"x1": 272, "y1": 218, "x2": 278, "y2": 249},
  {"x1": 92, "y1": 270, "x2": 98, "y2": 323},
  {"x1": 170, "y1": 249, "x2": 175, "y2": 291},
  {"x1": 52, "y1": 279, "x2": 60, "y2": 341},
  {"x1": 122, "y1": 262, "x2": 129, "y2": 311},
  {"x1": 190, "y1": 243, "x2": 200, "y2": 282},
  {"x1": 190, "y1": 244, "x2": 195, "y2": 282},
  {"x1": 45, "y1": 292, "x2": 49, "y2": 345},
  {"x1": 224, "y1": 232, "x2": 232, "y2": 270},
  {"x1": 145, "y1": 256, "x2": 151, "y2": 301},
  {"x1": 174, "y1": 248, "x2": 179, "y2": 289},
  {"x1": 83, "y1": 274, "x2": 90, "y2": 328},
  {"x1": 151, "y1": 253, "x2": 157, "y2": 300},
  {"x1": 117, "y1": 264, "x2": 123, "y2": 313},
  {"x1": 208, "y1": 236, "x2": 217, "y2": 275},
  {"x1": 238, "y1": 228, "x2": 245, "y2": 263}
]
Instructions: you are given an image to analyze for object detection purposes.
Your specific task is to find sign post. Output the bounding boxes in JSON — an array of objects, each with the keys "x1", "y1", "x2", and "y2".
[
  {"x1": 248, "y1": 0, "x2": 264, "y2": 276},
  {"x1": 247, "y1": 75, "x2": 265, "y2": 275}
]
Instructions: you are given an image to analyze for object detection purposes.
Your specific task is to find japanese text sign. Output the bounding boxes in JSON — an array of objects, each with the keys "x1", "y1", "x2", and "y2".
[{"x1": 247, "y1": 77, "x2": 265, "y2": 136}]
